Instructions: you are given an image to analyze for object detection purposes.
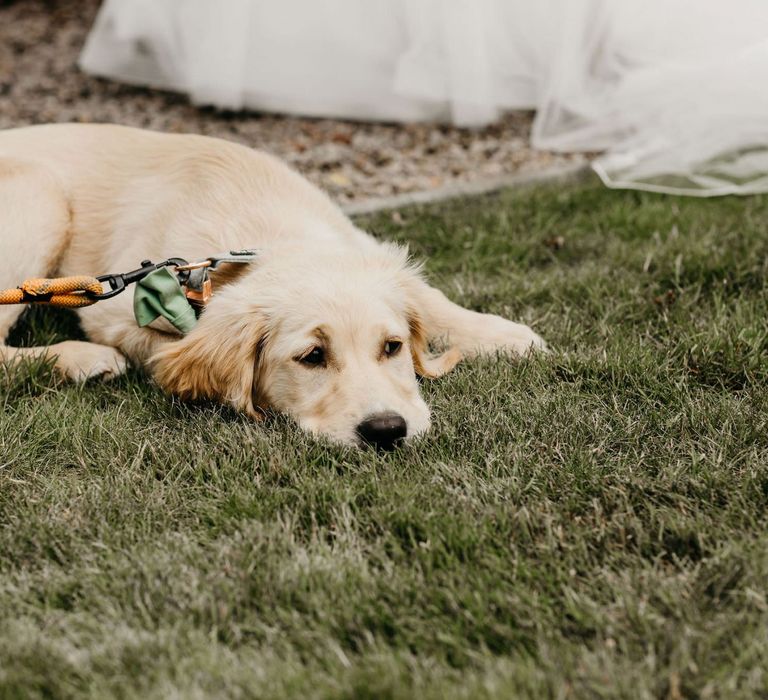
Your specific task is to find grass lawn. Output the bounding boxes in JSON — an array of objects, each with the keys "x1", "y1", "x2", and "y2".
[{"x1": 2, "y1": 181, "x2": 768, "y2": 699}]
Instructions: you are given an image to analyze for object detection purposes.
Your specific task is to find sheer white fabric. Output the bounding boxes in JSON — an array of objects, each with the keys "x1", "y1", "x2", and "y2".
[{"x1": 80, "y1": 0, "x2": 768, "y2": 195}]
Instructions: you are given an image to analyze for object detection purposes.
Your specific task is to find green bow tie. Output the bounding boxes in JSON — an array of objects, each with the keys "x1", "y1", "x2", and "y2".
[{"x1": 133, "y1": 267, "x2": 197, "y2": 334}]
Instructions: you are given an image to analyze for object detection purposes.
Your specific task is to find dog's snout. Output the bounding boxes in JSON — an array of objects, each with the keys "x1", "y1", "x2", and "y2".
[{"x1": 356, "y1": 412, "x2": 407, "y2": 450}]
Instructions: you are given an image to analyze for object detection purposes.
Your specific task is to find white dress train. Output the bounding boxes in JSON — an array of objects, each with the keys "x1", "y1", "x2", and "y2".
[{"x1": 80, "y1": 0, "x2": 768, "y2": 195}]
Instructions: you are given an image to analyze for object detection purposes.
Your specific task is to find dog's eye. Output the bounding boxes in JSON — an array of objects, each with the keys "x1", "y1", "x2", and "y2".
[
  {"x1": 384, "y1": 340, "x2": 402, "y2": 357},
  {"x1": 299, "y1": 346, "x2": 325, "y2": 366}
]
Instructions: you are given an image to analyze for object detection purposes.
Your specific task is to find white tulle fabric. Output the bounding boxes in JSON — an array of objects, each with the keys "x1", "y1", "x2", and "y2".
[{"x1": 80, "y1": 0, "x2": 768, "y2": 195}]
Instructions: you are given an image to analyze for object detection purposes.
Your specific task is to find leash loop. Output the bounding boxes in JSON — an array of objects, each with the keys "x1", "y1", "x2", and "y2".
[{"x1": 0, "y1": 275, "x2": 104, "y2": 308}]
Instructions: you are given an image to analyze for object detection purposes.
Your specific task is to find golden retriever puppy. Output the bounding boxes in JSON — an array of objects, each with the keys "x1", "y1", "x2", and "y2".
[{"x1": 0, "y1": 124, "x2": 544, "y2": 448}]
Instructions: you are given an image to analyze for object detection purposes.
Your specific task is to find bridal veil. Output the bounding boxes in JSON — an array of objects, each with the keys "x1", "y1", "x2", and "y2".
[{"x1": 80, "y1": 0, "x2": 768, "y2": 196}]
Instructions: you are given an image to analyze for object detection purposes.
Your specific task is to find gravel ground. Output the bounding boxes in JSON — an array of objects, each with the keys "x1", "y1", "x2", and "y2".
[{"x1": 0, "y1": 0, "x2": 586, "y2": 205}]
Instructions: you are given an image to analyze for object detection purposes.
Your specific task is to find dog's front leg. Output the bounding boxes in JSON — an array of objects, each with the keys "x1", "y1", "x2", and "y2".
[
  {"x1": 0, "y1": 159, "x2": 128, "y2": 381},
  {"x1": 76, "y1": 297, "x2": 179, "y2": 372},
  {"x1": 411, "y1": 279, "x2": 546, "y2": 359},
  {"x1": 0, "y1": 338, "x2": 127, "y2": 382}
]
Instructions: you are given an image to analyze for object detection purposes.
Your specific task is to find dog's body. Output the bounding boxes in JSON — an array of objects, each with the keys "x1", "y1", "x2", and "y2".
[{"x1": 0, "y1": 124, "x2": 544, "y2": 446}]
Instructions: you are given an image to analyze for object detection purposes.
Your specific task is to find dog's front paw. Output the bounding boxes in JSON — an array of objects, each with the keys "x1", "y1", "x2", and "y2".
[
  {"x1": 497, "y1": 323, "x2": 547, "y2": 357},
  {"x1": 49, "y1": 341, "x2": 128, "y2": 382},
  {"x1": 464, "y1": 316, "x2": 548, "y2": 358},
  {"x1": 508, "y1": 322, "x2": 548, "y2": 355}
]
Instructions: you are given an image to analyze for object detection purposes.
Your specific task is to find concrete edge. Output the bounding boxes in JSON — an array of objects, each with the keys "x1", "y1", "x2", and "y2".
[{"x1": 342, "y1": 161, "x2": 593, "y2": 216}]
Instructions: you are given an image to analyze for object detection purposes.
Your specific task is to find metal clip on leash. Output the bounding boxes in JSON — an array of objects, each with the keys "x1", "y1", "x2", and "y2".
[{"x1": 86, "y1": 257, "x2": 190, "y2": 301}]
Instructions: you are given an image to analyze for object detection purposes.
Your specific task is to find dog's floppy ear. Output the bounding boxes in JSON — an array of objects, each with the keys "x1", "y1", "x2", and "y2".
[
  {"x1": 397, "y1": 254, "x2": 463, "y2": 379},
  {"x1": 151, "y1": 308, "x2": 269, "y2": 418},
  {"x1": 408, "y1": 311, "x2": 462, "y2": 379}
]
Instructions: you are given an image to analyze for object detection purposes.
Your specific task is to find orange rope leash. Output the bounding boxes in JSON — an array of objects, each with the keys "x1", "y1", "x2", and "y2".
[
  {"x1": 0, "y1": 251, "x2": 259, "y2": 312},
  {"x1": 0, "y1": 276, "x2": 103, "y2": 308}
]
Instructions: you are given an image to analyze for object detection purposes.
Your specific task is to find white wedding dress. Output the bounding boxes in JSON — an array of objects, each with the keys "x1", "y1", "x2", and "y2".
[{"x1": 80, "y1": 0, "x2": 768, "y2": 195}]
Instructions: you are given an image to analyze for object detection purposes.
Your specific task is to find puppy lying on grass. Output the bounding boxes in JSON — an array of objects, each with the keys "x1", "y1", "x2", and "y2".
[{"x1": 0, "y1": 124, "x2": 545, "y2": 448}]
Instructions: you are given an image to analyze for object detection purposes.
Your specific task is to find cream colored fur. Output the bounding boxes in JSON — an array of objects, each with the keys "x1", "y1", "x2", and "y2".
[{"x1": 0, "y1": 124, "x2": 544, "y2": 445}]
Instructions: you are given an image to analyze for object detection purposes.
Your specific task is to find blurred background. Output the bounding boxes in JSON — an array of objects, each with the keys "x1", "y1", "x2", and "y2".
[
  {"x1": 3, "y1": 0, "x2": 768, "y2": 204},
  {"x1": 0, "y1": 0, "x2": 583, "y2": 208}
]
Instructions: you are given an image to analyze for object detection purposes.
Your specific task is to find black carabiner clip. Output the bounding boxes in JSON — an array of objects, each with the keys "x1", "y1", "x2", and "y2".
[
  {"x1": 90, "y1": 273, "x2": 127, "y2": 300},
  {"x1": 86, "y1": 257, "x2": 190, "y2": 301}
]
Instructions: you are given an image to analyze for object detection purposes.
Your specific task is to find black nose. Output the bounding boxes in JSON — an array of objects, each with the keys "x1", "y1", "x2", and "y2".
[{"x1": 356, "y1": 412, "x2": 407, "y2": 450}]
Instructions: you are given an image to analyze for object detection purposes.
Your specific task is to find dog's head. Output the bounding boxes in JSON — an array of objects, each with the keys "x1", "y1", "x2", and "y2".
[{"x1": 151, "y1": 243, "x2": 458, "y2": 448}]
